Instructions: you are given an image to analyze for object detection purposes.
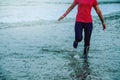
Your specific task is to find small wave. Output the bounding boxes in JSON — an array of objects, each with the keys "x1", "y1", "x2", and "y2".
[
  {"x1": 41, "y1": 47, "x2": 77, "y2": 53},
  {"x1": 104, "y1": 11, "x2": 120, "y2": 20},
  {"x1": 0, "y1": 20, "x2": 57, "y2": 29},
  {"x1": 45, "y1": 2, "x2": 71, "y2": 5},
  {"x1": 0, "y1": 66, "x2": 12, "y2": 80},
  {"x1": 99, "y1": 1, "x2": 120, "y2": 4},
  {"x1": 45, "y1": 1, "x2": 120, "y2": 5}
]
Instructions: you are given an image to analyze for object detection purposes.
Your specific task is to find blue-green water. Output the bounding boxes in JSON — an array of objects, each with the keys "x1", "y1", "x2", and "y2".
[{"x1": 0, "y1": 0, "x2": 120, "y2": 80}]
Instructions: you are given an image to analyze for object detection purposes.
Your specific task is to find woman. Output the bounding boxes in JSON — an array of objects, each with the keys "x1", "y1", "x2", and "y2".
[{"x1": 58, "y1": 0, "x2": 106, "y2": 58}]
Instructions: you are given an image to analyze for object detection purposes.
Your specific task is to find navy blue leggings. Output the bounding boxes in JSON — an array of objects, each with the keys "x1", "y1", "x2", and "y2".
[{"x1": 74, "y1": 22, "x2": 93, "y2": 46}]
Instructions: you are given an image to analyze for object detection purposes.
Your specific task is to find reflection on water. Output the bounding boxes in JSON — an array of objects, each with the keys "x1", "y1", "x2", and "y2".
[
  {"x1": 75, "y1": 59, "x2": 90, "y2": 80},
  {"x1": 68, "y1": 52, "x2": 90, "y2": 80},
  {"x1": 79, "y1": 59, "x2": 90, "y2": 80}
]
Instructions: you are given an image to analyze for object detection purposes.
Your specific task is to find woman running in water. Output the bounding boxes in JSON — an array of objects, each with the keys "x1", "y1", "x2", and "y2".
[{"x1": 58, "y1": 0, "x2": 106, "y2": 58}]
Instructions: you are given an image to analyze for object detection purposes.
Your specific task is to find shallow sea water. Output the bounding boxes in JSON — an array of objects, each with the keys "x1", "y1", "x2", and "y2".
[{"x1": 0, "y1": 0, "x2": 120, "y2": 80}]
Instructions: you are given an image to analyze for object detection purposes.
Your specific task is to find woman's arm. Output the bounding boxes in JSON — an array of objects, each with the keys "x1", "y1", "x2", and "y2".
[
  {"x1": 94, "y1": 5, "x2": 106, "y2": 30},
  {"x1": 58, "y1": 2, "x2": 77, "y2": 21}
]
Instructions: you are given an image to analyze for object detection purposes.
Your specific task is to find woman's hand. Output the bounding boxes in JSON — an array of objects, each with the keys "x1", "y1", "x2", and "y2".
[
  {"x1": 58, "y1": 15, "x2": 65, "y2": 21},
  {"x1": 94, "y1": 5, "x2": 106, "y2": 30},
  {"x1": 102, "y1": 22, "x2": 106, "y2": 30}
]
